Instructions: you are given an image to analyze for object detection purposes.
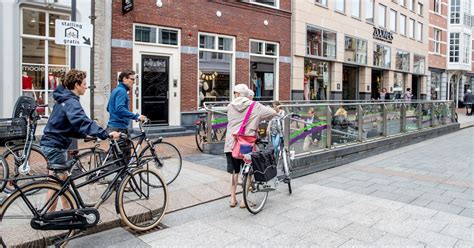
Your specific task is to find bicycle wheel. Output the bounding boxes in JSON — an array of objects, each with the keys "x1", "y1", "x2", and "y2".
[
  {"x1": 2, "y1": 145, "x2": 48, "y2": 193},
  {"x1": 278, "y1": 149, "x2": 293, "y2": 194},
  {"x1": 0, "y1": 156, "x2": 7, "y2": 192},
  {"x1": 195, "y1": 122, "x2": 206, "y2": 152},
  {"x1": 242, "y1": 171, "x2": 268, "y2": 214},
  {"x1": 0, "y1": 181, "x2": 78, "y2": 247},
  {"x1": 117, "y1": 168, "x2": 168, "y2": 231},
  {"x1": 140, "y1": 141, "x2": 182, "y2": 185},
  {"x1": 73, "y1": 149, "x2": 108, "y2": 207}
]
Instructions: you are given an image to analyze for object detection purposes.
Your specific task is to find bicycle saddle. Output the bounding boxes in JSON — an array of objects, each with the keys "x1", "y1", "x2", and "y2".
[{"x1": 47, "y1": 159, "x2": 77, "y2": 171}]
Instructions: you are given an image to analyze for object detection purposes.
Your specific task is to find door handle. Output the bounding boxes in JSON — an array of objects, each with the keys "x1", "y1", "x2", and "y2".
[{"x1": 167, "y1": 91, "x2": 169, "y2": 99}]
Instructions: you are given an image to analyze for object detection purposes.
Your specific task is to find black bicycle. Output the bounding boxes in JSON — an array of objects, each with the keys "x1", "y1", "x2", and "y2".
[{"x1": 0, "y1": 135, "x2": 168, "y2": 247}]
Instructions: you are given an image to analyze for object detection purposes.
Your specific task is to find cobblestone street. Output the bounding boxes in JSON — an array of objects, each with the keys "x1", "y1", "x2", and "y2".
[{"x1": 69, "y1": 127, "x2": 474, "y2": 247}]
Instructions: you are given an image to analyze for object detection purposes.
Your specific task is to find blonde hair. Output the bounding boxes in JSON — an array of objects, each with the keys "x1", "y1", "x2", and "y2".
[{"x1": 335, "y1": 107, "x2": 347, "y2": 117}]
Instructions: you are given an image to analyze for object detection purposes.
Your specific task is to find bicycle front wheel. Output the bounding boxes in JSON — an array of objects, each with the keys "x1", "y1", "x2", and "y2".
[
  {"x1": 242, "y1": 171, "x2": 268, "y2": 214},
  {"x1": 73, "y1": 149, "x2": 108, "y2": 207},
  {"x1": 140, "y1": 141, "x2": 182, "y2": 185},
  {"x1": 117, "y1": 168, "x2": 168, "y2": 231},
  {"x1": 0, "y1": 181, "x2": 78, "y2": 247},
  {"x1": 2, "y1": 145, "x2": 48, "y2": 193}
]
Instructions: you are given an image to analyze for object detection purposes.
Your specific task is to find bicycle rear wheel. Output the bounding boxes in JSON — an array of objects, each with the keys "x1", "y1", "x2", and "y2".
[
  {"x1": 117, "y1": 168, "x2": 168, "y2": 231},
  {"x1": 2, "y1": 145, "x2": 48, "y2": 193},
  {"x1": 0, "y1": 181, "x2": 78, "y2": 247},
  {"x1": 242, "y1": 171, "x2": 268, "y2": 214},
  {"x1": 0, "y1": 156, "x2": 7, "y2": 192},
  {"x1": 195, "y1": 122, "x2": 206, "y2": 152},
  {"x1": 140, "y1": 141, "x2": 182, "y2": 185}
]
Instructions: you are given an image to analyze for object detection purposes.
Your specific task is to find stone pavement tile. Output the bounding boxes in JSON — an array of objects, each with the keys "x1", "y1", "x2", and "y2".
[
  {"x1": 358, "y1": 197, "x2": 406, "y2": 211},
  {"x1": 372, "y1": 221, "x2": 417, "y2": 238},
  {"x1": 408, "y1": 229, "x2": 458, "y2": 247},
  {"x1": 454, "y1": 239, "x2": 474, "y2": 248},
  {"x1": 402, "y1": 218, "x2": 449, "y2": 233},
  {"x1": 260, "y1": 233, "x2": 304, "y2": 247},
  {"x1": 390, "y1": 181, "x2": 419, "y2": 190},
  {"x1": 442, "y1": 190, "x2": 473, "y2": 201},
  {"x1": 292, "y1": 198, "x2": 326, "y2": 211},
  {"x1": 272, "y1": 219, "x2": 314, "y2": 238},
  {"x1": 419, "y1": 193, "x2": 455, "y2": 204},
  {"x1": 307, "y1": 216, "x2": 352, "y2": 232},
  {"x1": 183, "y1": 227, "x2": 241, "y2": 246},
  {"x1": 425, "y1": 201, "x2": 464, "y2": 215},
  {"x1": 226, "y1": 238, "x2": 260, "y2": 247},
  {"x1": 212, "y1": 216, "x2": 280, "y2": 243},
  {"x1": 346, "y1": 185, "x2": 377, "y2": 195},
  {"x1": 69, "y1": 227, "x2": 147, "y2": 247},
  {"x1": 328, "y1": 176, "x2": 353, "y2": 183},
  {"x1": 298, "y1": 228, "x2": 350, "y2": 247},
  {"x1": 436, "y1": 183, "x2": 469, "y2": 193},
  {"x1": 450, "y1": 199, "x2": 474, "y2": 209},
  {"x1": 416, "y1": 185, "x2": 447, "y2": 195},
  {"x1": 147, "y1": 233, "x2": 195, "y2": 247},
  {"x1": 107, "y1": 239, "x2": 151, "y2": 248},
  {"x1": 399, "y1": 204, "x2": 439, "y2": 218},
  {"x1": 139, "y1": 227, "x2": 179, "y2": 243},
  {"x1": 368, "y1": 177, "x2": 393, "y2": 185},
  {"x1": 391, "y1": 188, "x2": 425, "y2": 198},
  {"x1": 338, "y1": 223, "x2": 386, "y2": 243},
  {"x1": 338, "y1": 238, "x2": 373, "y2": 248},
  {"x1": 171, "y1": 219, "x2": 215, "y2": 237},
  {"x1": 440, "y1": 224, "x2": 474, "y2": 242},
  {"x1": 345, "y1": 180, "x2": 375, "y2": 188},
  {"x1": 373, "y1": 234, "x2": 425, "y2": 248},
  {"x1": 369, "y1": 190, "x2": 403, "y2": 201},
  {"x1": 280, "y1": 207, "x2": 319, "y2": 222},
  {"x1": 245, "y1": 211, "x2": 292, "y2": 229},
  {"x1": 432, "y1": 211, "x2": 474, "y2": 228},
  {"x1": 409, "y1": 198, "x2": 431, "y2": 207},
  {"x1": 339, "y1": 211, "x2": 382, "y2": 227},
  {"x1": 324, "y1": 181, "x2": 353, "y2": 190},
  {"x1": 397, "y1": 195, "x2": 418, "y2": 204},
  {"x1": 459, "y1": 208, "x2": 474, "y2": 218}
]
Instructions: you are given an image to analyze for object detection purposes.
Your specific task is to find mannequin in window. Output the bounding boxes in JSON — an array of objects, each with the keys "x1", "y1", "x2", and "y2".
[
  {"x1": 22, "y1": 71, "x2": 32, "y2": 90},
  {"x1": 252, "y1": 74, "x2": 261, "y2": 99}
]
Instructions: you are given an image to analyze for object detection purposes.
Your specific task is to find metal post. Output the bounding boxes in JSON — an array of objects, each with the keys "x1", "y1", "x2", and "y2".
[
  {"x1": 430, "y1": 102, "x2": 435, "y2": 127},
  {"x1": 442, "y1": 102, "x2": 448, "y2": 125},
  {"x1": 68, "y1": 0, "x2": 78, "y2": 158},
  {"x1": 401, "y1": 103, "x2": 406, "y2": 133},
  {"x1": 89, "y1": 0, "x2": 96, "y2": 120},
  {"x1": 206, "y1": 107, "x2": 213, "y2": 144},
  {"x1": 382, "y1": 103, "x2": 388, "y2": 136},
  {"x1": 417, "y1": 102, "x2": 422, "y2": 130},
  {"x1": 451, "y1": 100, "x2": 456, "y2": 123},
  {"x1": 326, "y1": 105, "x2": 332, "y2": 148},
  {"x1": 283, "y1": 114, "x2": 290, "y2": 152},
  {"x1": 357, "y1": 104, "x2": 363, "y2": 142}
]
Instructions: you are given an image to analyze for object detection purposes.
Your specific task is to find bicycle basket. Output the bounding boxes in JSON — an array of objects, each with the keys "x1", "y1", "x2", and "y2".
[
  {"x1": 0, "y1": 117, "x2": 27, "y2": 145},
  {"x1": 13, "y1": 96, "x2": 38, "y2": 119},
  {"x1": 251, "y1": 149, "x2": 277, "y2": 182}
]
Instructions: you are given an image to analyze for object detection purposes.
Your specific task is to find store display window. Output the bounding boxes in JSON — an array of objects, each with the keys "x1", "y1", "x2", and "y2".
[
  {"x1": 21, "y1": 8, "x2": 69, "y2": 115},
  {"x1": 303, "y1": 59, "x2": 330, "y2": 100}
]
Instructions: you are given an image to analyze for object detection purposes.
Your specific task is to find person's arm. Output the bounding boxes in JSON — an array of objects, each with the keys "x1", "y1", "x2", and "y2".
[
  {"x1": 115, "y1": 90, "x2": 139, "y2": 120},
  {"x1": 64, "y1": 100, "x2": 109, "y2": 140},
  {"x1": 256, "y1": 103, "x2": 277, "y2": 121}
]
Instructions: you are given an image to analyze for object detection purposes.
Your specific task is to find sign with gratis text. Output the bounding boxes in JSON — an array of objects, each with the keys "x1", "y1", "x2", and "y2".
[
  {"x1": 373, "y1": 27, "x2": 393, "y2": 44},
  {"x1": 55, "y1": 20, "x2": 93, "y2": 47}
]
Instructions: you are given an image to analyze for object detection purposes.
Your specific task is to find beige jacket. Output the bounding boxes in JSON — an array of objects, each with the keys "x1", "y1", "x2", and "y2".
[{"x1": 224, "y1": 97, "x2": 277, "y2": 153}]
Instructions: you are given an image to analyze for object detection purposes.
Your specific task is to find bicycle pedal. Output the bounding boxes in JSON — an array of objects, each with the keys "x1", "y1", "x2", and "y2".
[{"x1": 259, "y1": 184, "x2": 275, "y2": 192}]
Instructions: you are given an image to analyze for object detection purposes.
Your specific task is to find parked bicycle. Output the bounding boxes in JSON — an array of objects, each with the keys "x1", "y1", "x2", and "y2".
[
  {"x1": 241, "y1": 113, "x2": 292, "y2": 214},
  {"x1": 75, "y1": 119, "x2": 182, "y2": 186},
  {"x1": 0, "y1": 135, "x2": 168, "y2": 247},
  {"x1": 1, "y1": 97, "x2": 48, "y2": 193}
]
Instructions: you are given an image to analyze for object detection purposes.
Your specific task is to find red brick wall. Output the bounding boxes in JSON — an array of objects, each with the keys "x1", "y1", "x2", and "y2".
[
  {"x1": 111, "y1": 0, "x2": 292, "y2": 112},
  {"x1": 428, "y1": 0, "x2": 448, "y2": 70}
]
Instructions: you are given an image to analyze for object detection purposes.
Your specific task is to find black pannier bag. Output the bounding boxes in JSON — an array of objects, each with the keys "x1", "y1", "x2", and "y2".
[
  {"x1": 251, "y1": 149, "x2": 277, "y2": 182},
  {"x1": 0, "y1": 117, "x2": 27, "y2": 145}
]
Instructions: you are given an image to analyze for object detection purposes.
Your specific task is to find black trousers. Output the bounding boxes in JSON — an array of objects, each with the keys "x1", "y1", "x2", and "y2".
[{"x1": 106, "y1": 127, "x2": 131, "y2": 169}]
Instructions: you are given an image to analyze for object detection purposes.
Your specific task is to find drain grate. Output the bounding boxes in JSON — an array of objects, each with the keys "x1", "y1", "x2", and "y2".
[{"x1": 126, "y1": 222, "x2": 169, "y2": 237}]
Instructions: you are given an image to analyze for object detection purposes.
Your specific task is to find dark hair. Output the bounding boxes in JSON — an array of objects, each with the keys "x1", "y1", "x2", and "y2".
[
  {"x1": 63, "y1": 69, "x2": 86, "y2": 90},
  {"x1": 407, "y1": 88, "x2": 411, "y2": 91},
  {"x1": 118, "y1": 70, "x2": 135, "y2": 82}
]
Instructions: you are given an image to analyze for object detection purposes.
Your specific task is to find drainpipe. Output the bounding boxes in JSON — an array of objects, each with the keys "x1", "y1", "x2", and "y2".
[{"x1": 89, "y1": 0, "x2": 96, "y2": 120}]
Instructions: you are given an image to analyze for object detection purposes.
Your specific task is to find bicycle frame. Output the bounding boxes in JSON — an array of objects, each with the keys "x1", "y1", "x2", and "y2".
[{"x1": 4, "y1": 116, "x2": 39, "y2": 174}]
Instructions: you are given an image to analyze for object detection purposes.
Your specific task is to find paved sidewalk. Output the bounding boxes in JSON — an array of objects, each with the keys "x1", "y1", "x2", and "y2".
[{"x1": 69, "y1": 127, "x2": 474, "y2": 247}]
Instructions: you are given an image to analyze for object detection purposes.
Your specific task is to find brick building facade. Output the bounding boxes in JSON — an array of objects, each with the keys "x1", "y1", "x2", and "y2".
[{"x1": 111, "y1": 0, "x2": 291, "y2": 127}]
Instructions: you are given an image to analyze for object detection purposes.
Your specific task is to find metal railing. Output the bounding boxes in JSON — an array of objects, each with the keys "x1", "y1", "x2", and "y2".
[{"x1": 201, "y1": 100, "x2": 456, "y2": 158}]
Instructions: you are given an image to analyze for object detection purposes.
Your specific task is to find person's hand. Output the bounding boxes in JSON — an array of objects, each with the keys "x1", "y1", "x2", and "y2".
[
  {"x1": 109, "y1": 131, "x2": 121, "y2": 140},
  {"x1": 138, "y1": 115, "x2": 147, "y2": 122}
]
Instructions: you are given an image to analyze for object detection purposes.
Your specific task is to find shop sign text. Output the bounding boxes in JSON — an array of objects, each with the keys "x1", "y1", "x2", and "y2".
[{"x1": 373, "y1": 27, "x2": 393, "y2": 44}]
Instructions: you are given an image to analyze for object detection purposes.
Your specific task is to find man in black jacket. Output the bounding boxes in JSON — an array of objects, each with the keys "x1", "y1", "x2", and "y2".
[{"x1": 463, "y1": 89, "x2": 473, "y2": 115}]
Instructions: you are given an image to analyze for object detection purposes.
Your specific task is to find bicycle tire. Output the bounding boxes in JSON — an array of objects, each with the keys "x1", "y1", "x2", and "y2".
[
  {"x1": 242, "y1": 171, "x2": 268, "y2": 214},
  {"x1": 73, "y1": 149, "x2": 108, "y2": 207},
  {"x1": 2, "y1": 144, "x2": 48, "y2": 193},
  {"x1": 195, "y1": 122, "x2": 205, "y2": 153},
  {"x1": 139, "y1": 141, "x2": 182, "y2": 185},
  {"x1": 0, "y1": 181, "x2": 78, "y2": 247},
  {"x1": 117, "y1": 168, "x2": 168, "y2": 231},
  {"x1": 0, "y1": 156, "x2": 8, "y2": 193}
]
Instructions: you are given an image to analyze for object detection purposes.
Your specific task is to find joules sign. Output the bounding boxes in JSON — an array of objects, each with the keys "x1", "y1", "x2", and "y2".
[{"x1": 373, "y1": 27, "x2": 393, "y2": 43}]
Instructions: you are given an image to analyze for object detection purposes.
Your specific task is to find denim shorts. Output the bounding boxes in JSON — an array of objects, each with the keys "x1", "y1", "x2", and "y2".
[{"x1": 41, "y1": 146, "x2": 67, "y2": 170}]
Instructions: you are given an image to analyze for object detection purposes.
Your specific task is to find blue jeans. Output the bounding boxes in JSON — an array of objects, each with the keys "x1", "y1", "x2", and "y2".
[{"x1": 41, "y1": 146, "x2": 67, "y2": 170}]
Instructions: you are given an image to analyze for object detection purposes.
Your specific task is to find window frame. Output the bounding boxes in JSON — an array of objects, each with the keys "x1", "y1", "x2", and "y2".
[
  {"x1": 433, "y1": 28, "x2": 441, "y2": 54},
  {"x1": 306, "y1": 25, "x2": 338, "y2": 59},
  {"x1": 389, "y1": 9, "x2": 397, "y2": 32},
  {"x1": 248, "y1": 39, "x2": 280, "y2": 101},
  {"x1": 434, "y1": 0, "x2": 441, "y2": 14},
  {"x1": 344, "y1": 35, "x2": 368, "y2": 65},
  {"x1": 450, "y1": 0, "x2": 460, "y2": 24},
  {"x1": 133, "y1": 23, "x2": 180, "y2": 47},
  {"x1": 335, "y1": 0, "x2": 345, "y2": 14},
  {"x1": 449, "y1": 32, "x2": 460, "y2": 63},
  {"x1": 373, "y1": 42, "x2": 391, "y2": 69},
  {"x1": 249, "y1": 0, "x2": 280, "y2": 9},
  {"x1": 413, "y1": 54, "x2": 425, "y2": 74},
  {"x1": 378, "y1": 4, "x2": 387, "y2": 28},
  {"x1": 395, "y1": 49, "x2": 410, "y2": 72},
  {"x1": 408, "y1": 18, "x2": 415, "y2": 39},
  {"x1": 416, "y1": 22, "x2": 423, "y2": 42},
  {"x1": 315, "y1": 0, "x2": 328, "y2": 7},
  {"x1": 417, "y1": 2, "x2": 423, "y2": 16},
  {"x1": 399, "y1": 14, "x2": 407, "y2": 36},
  {"x1": 351, "y1": 0, "x2": 361, "y2": 18},
  {"x1": 366, "y1": 0, "x2": 374, "y2": 23}
]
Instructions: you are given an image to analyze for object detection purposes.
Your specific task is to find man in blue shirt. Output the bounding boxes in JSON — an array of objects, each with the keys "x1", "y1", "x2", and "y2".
[{"x1": 106, "y1": 70, "x2": 145, "y2": 169}]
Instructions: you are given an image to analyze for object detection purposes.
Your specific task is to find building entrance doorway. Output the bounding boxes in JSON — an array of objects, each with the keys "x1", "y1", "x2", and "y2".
[
  {"x1": 371, "y1": 70, "x2": 384, "y2": 100},
  {"x1": 412, "y1": 75, "x2": 420, "y2": 100},
  {"x1": 342, "y1": 66, "x2": 358, "y2": 100}
]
